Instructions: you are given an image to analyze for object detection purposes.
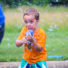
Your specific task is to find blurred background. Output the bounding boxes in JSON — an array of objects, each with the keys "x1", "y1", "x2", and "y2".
[{"x1": 0, "y1": 0, "x2": 68, "y2": 61}]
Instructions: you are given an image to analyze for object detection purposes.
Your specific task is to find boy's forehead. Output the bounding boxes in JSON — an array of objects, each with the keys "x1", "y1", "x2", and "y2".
[{"x1": 24, "y1": 15, "x2": 35, "y2": 20}]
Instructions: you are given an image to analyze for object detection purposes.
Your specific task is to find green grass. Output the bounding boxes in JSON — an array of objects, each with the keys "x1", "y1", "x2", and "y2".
[
  {"x1": 4, "y1": 5, "x2": 68, "y2": 12},
  {"x1": 0, "y1": 5, "x2": 68, "y2": 61}
]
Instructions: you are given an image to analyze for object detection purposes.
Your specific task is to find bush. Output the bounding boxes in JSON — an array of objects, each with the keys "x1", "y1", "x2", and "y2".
[
  {"x1": 1, "y1": 0, "x2": 68, "y2": 7},
  {"x1": 0, "y1": 0, "x2": 51, "y2": 7},
  {"x1": 32, "y1": 0, "x2": 50, "y2": 6}
]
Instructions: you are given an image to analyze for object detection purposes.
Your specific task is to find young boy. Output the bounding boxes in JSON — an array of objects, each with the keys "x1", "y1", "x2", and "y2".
[{"x1": 16, "y1": 8, "x2": 47, "y2": 68}]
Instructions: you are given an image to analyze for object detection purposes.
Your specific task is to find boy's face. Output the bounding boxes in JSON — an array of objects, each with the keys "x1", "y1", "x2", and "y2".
[{"x1": 24, "y1": 15, "x2": 39, "y2": 30}]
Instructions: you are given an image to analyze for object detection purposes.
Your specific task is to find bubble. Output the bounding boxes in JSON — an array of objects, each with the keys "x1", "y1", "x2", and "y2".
[
  {"x1": 48, "y1": 28, "x2": 53, "y2": 31},
  {"x1": 18, "y1": 8, "x2": 23, "y2": 12},
  {"x1": 52, "y1": 49, "x2": 55, "y2": 51}
]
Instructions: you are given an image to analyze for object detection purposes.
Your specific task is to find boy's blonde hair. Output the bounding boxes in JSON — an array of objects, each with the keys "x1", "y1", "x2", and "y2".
[{"x1": 23, "y1": 8, "x2": 39, "y2": 20}]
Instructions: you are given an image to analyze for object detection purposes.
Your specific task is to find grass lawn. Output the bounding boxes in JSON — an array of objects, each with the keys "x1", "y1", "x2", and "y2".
[{"x1": 0, "y1": 5, "x2": 68, "y2": 61}]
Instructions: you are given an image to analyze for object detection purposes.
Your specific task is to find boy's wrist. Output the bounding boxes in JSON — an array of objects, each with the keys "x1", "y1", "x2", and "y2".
[
  {"x1": 32, "y1": 39, "x2": 36, "y2": 46},
  {"x1": 22, "y1": 37, "x2": 27, "y2": 44},
  {"x1": 21, "y1": 40, "x2": 24, "y2": 44}
]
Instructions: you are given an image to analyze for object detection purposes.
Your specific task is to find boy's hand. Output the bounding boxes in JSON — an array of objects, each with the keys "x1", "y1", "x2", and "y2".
[
  {"x1": 22, "y1": 37, "x2": 27, "y2": 44},
  {"x1": 25, "y1": 35, "x2": 36, "y2": 43}
]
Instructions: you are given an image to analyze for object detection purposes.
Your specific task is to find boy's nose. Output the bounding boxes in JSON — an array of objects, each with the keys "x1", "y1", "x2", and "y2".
[{"x1": 27, "y1": 23, "x2": 31, "y2": 26}]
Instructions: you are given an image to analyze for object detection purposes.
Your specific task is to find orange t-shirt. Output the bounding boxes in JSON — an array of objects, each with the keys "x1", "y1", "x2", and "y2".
[{"x1": 17, "y1": 26, "x2": 47, "y2": 64}]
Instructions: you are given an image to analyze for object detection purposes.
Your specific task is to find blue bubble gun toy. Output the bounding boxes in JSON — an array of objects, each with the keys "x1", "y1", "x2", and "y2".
[{"x1": 25, "y1": 30, "x2": 33, "y2": 51}]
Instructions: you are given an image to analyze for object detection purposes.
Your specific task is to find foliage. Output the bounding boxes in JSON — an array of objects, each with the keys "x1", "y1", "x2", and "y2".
[
  {"x1": 0, "y1": 0, "x2": 68, "y2": 7},
  {"x1": 0, "y1": 0, "x2": 54, "y2": 7}
]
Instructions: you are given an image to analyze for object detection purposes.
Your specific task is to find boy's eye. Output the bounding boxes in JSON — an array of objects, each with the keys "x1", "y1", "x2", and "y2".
[
  {"x1": 24, "y1": 20, "x2": 28, "y2": 23},
  {"x1": 30, "y1": 20, "x2": 33, "y2": 23},
  {"x1": 24, "y1": 20, "x2": 34, "y2": 24}
]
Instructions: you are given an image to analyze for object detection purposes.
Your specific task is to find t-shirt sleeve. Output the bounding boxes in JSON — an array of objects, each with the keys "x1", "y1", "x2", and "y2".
[
  {"x1": 17, "y1": 27, "x2": 26, "y2": 40},
  {"x1": 36, "y1": 31, "x2": 46, "y2": 48}
]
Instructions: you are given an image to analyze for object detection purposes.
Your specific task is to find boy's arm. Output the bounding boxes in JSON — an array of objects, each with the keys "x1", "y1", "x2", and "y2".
[
  {"x1": 25, "y1": 34, "x2": 46, "y2": 52},
  {"x1": 32, "y1": 32, "x2": 46, "y2": 52},
  {"x1": 16, "y1": 40, "x2": 23, "y2": 47},
  {"x1": 16, "y1": 37, "x2": 27, "y2": 47},
  {"x1": 24, "y1": 35, "x2": 42, "y2": 51},
  {"x1": 16, "y1": 27, "x2": 27, "y2": 47},
  {"x1": 32, "y1": 40, "x2": 43, "y2": 52}
]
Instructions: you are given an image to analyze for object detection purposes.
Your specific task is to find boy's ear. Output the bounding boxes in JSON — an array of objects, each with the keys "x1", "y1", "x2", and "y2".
[{"x1": 36, "y1": 20, "x2": 39, "y2": 24}]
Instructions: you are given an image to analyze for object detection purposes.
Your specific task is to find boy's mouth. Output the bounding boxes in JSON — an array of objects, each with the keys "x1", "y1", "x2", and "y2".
[{"x1": 27, "y1": 27, "x2": 33, "y2": 30}]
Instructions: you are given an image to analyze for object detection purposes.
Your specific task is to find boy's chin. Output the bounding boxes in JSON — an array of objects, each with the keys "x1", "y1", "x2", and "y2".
[
  {"x1": 28, "y1": 29, "x2": 33, "y2": 30},
  {"x1": 27, "y1": 28, "x2": 33, "y2": 30}
]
